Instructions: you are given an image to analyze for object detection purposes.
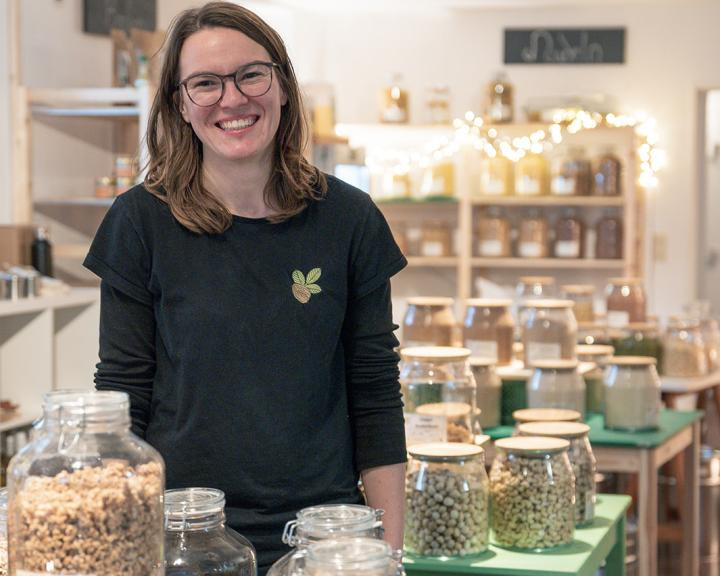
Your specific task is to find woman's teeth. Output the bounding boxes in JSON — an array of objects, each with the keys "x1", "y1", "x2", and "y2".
[{"x1": 220, "y1": 118, "x2": 257, "y2": 130}]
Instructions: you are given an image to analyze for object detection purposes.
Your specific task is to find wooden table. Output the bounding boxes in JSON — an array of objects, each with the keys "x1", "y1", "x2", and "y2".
[
  {"x1": 484, "y1": 410, "x2": 703, "y2": 576},
  {"x1": 404, "y1": 494, "x2": 631, "y2": 576}
]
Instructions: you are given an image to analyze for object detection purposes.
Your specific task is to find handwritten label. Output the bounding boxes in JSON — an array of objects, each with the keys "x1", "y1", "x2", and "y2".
[{"x1": 505, "y1": 28, "x2": 625, "y2": 65}]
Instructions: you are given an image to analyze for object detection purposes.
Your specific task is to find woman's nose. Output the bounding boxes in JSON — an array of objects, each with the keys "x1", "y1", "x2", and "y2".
[{"x1": 220, "y1": 78, "x2": 249, "y2": 106}]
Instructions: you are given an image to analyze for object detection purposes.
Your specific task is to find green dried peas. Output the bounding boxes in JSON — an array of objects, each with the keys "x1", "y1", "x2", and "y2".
[{"x1": 568, "y1": 440, "x2": 596, "y2": 525}]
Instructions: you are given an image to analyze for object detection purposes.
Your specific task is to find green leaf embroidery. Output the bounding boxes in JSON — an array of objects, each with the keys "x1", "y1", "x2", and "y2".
[
  {"x1": 306, "y1": 268, "x2": 322, "y2": 284},
  {"x1": 292, "y1": 270, "x2": 305, "y2": 285},
  {"x1": 306, "y1": 284, "x2": 322, "y2": 294}
]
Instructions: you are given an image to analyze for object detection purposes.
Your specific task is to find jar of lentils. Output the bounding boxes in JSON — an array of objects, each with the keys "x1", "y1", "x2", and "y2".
[
  {"x1": 517, "y1": 422, "x2": 597, "y2": 526},
  {"x1": 490, "y1": 437, "x2": 575, "y2": 549},
  {"x1": 405, "y1": 442, "x2": 489, "y2": 557}
]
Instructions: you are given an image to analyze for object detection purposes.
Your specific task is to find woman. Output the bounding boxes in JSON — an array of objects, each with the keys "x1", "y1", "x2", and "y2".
[{"x1": 84, "y1": 2, "x2": 407, "y2": 572}]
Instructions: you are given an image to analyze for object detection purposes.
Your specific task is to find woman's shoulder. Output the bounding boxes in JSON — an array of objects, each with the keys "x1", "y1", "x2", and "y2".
[
  {"x1": 108, "y1": 184, "x2": 173, "y2": 227},
  {"x1": 318, "y1": 174, "x2": 377, "y2": 218}
]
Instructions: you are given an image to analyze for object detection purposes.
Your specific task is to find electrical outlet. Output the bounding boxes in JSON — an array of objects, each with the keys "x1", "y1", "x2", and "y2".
[{"x1": 653, "y1": 233, "x2": 668, "y2": 262}]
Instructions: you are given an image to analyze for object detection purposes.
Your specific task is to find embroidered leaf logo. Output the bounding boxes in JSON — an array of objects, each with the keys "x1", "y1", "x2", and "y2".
[{"x1": 291, "y1": 268, "x2": 322, "y2": 303}]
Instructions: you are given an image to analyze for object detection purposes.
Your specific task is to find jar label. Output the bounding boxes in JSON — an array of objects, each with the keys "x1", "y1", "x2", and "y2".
[
  {"x1": 518, "y1": 242, "x2": 543, "y2": 258},
  {"x1": 516, "y1": 176, "x2": 541, "y2": 195},
  {"x1": 555, "y1": 241, "x2": 580, "y2": 258},
  {"x1": 526, "y1": 342, "x2": 562, "y2": 363},
  {"x1": 421, "y1": 241, "x2": 444, "y2": 257},
  {"x1": 405, "y1": 412, "x2": 447, "y2": 445},
  {"x1": 551, "y1": 176, "x2": 576, "y2": 195},
  {"x1": 466, "y1": 339, "x2": 498, "y2": 360},
  {"x1": 607, "y1": 310, "x2": 630, "y2": 328},
  {"x1": 479, "y1": 240, "x2": 504, "y2": 257}
]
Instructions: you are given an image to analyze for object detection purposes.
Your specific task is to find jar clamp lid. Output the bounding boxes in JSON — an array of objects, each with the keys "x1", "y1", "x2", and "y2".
[{"x1": 283, "y1": 504, "x2": 384, "y2": 546}]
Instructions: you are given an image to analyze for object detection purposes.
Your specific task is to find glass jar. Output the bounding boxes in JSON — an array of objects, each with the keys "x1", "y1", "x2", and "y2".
[
  {"x1": 604, "y1": 356, "x2": 661, "y2": 430},
  {"x1": 593, "y1": 150, "x2": 622, "y2": 196},
  {"x1": 478, "y1": 154, "x2": 513, "y2": 196},
  {"x1": 517, "y1": 211, "x2": 549, "y2": 258},
  {"x1": 469, "y1": 358, "x2": 501, "y2": 428},
  {"x1": 527, "y1": 359, "x2": 586, "y2": 417},
  {"x1": 577, "y1": 322, "x2": 610, "y2": 346},
  {"x1": 420, "y1": 161, "x2": 454, "y2": 198},
  {"x1": 405, "y1": 443, "x2": 489, "y2": 556},
  {"x1": 605, "y1": 277, "x2": 647, "y2": 327},
  {"x1": 165, "y1": 488, "x2": 257, "y2": 576},
  {"x1": 426, "y1": 85, "x2": 451, "y2": 125},
  {"x1": 662, "y1": 317, "x2": 709, "y2": 377},
  {"x1": 400, "y1": 347, "x2": 476, "y2": 445},
  {"x1": 550, "y1": 147, "x2": 592, "y2": 197},
  {"x1": 490, "y1": 437, "x2": 575, "y2": 549},
  {"x1": 521, "y1": 299, "x2": 578, "y2": 366},
  {"x1": 486, "y1": 73, "x2": 514, "y2": 124},
  {"x1": 610, "y1": 323, "x2": 662, "y2": 365},
  {"x1": 576, "y1": 344, "x2": 614, "y2": 414},
  {"x1": 561, "y1": 284, "x2": 595, "y2": 323},
  {"x1": 517, "y1": 422, "x2": 596, "y2": 526},
  {"x1": 7, "y1": 391, "x2": 165, "y2": 576},
  {"x1": 380, "y1": 74, "x2": 409, "y2": 124},
  {"x1": 0, "y1": 488, "x2": 6, "y2": 576},
  {"x1": 595, "y1": 213, "x2": 624, "y2": 260},
  {"x1": 462, "y1": 298, "x2": 514, "y2": 365},
  {"x1": 402, "y1": 297, "x2": 456, "y2": 347},
  {"x1": 515, "y1": 153, "x2": 547, "y2": 196},
  {"x1": 516, "y1": 276, "x2": 556, "y2": 301},
  {"x1": 476, "y1": 208, "x2": 511, "y2": 257},
  {"x1": 554, "y1": 210, "x2": 584, "y2": 259},
  {"x1": 420, "y1": 221, "x2": 453, "y2": 257},
  {"x1": 512, "y1": 407, "x2": 582, "y2": 426},
  {"x1": 302, "y1": 538, "x2": 401, "y2": 576},
  {"x1": 269, "y1": 504, "x2": 383, "y2": 576}
]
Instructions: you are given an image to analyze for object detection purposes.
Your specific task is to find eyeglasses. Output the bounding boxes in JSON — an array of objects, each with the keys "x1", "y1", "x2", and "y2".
[{"x1": 178, "y1": 61, "x2": 279, "y2": 107}]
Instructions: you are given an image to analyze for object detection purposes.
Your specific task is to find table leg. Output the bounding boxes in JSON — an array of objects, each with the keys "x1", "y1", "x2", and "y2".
[
  {"x1": 605, "y1": 510, "x2": 627, "y2": 576},
  {"x1": 638, "y1": 449, "x2": 658, "y2": 576},
  {"x1": 681, "y1": 421, "x2": 700, "y2": 576}
]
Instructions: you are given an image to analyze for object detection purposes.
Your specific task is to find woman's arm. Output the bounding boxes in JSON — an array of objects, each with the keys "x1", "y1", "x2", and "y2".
[{"x1": 361, "y1": 462, "x2": 405, "y2": 550}]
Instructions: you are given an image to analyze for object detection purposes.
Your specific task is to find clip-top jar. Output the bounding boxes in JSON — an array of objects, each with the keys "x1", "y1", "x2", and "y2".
[
  {"x1": 300, "y1": 537, "x2": 401, "y2": 576},
  {"x1": 8, "y1": 391, "x2": 165, "y2": 576},
  {"x1": 405, "y1": 443, "x2": 489, "y2": 557},
  {"x1": 517, "y1": 422, "x2": 596, "y2": 526},
  {"x1": 462, "y1": 298, "x2": 514, "y2": 365},
  {"x1": 604, "y1": 356, "x2": 661, "y2": 431},
  {"x1": 269, "y1": 504, "x2": 384, "y2": 576},
  {"x1": 605, "y1": 278, "x2": 646, "y2": 327},
  {"x1": 521, "y1": 299, "x2": 577, "y2": 366},
  {"x1": 490, "y1": 437, "x2": 575, "y2": 549},
  {"x1": 527, "y1": 359, "x2": 586, "y2": 417},
  {"x1": 402, "y1": 297, "x2": 456, "y2": 347},
  {"x1": 165, "y1": 488, "x2": 257, "y2": 575}
]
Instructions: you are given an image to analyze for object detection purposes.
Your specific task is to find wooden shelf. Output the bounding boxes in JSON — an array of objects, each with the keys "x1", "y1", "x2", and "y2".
[
  {"x1": 471, "y1": 257, "x2": 625, "y2": 269},
  {"x1": 470, "y1": 196, "x2": 625, "y2": 207},
  {"x1": 31, "y1": 105, "x2": 141, "y2": 118},
  {"x1": 28, "y1": 87, "x2": 145, "y2": 107},
  {"x1": 0, "y1": 288, "x2": 99, "y2": 318},
  {"x1": 35, "y1": 196, "x2": 116, "y2": 208},
  {"x1": 406, "y1": 256, "x2": 459, "y2": 268},
  {"x1": 0, "y1": 412, "x2": 40, "y2": 433}
]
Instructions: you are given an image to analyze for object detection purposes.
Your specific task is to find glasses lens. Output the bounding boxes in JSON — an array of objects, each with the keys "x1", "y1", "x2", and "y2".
[
  {"x1": 235, "y1": 63, "x2": 273, "y2": 97},
  {"x1": 186, "y1": 75, "x2": 223, "y2": 106}
]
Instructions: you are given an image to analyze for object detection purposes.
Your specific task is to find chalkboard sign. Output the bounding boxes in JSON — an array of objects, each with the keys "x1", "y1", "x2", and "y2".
[
  {"x1": 504, "y1": 28, "x2": 625, "y2": 64},
  {"x1": 84, "y1": 0, "x2": 156, "y2": 35}
]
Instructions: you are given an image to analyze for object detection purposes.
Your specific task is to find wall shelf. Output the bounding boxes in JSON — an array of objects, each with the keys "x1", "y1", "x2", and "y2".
[
  {"x1": 470, "y1": 258, "x2": 626, "y2": 269},
  {"x1": 469, "y1": 196, "x2": 625, "y2": 207}
]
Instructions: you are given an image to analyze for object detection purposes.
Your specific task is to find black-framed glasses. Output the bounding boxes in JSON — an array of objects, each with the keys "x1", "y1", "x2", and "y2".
[{"x1": 178, "y1": 61, "x2": 279, "y2": 107}]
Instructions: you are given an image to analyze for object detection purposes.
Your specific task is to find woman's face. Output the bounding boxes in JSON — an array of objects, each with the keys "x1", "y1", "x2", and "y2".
[{"x1": 178, "y1": 27, "x2": 287, "y2": 171}]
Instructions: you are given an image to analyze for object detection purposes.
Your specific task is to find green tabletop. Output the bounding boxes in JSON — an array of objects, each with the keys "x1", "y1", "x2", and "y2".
[
  {"x1": 484, "y1": 409, "x2": 703, "y2": 448},
  {"x1": 404, "y1": 494, "x2": 631, "y2": 576}
]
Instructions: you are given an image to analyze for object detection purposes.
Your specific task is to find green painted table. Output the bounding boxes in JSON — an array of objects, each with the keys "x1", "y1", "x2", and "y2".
[
  {"x1": 483, "y1": 410, "x2": 703, "y2": 576},
  {"x1": 404, "y1": 494, "x2": 631, "y2": 576}
]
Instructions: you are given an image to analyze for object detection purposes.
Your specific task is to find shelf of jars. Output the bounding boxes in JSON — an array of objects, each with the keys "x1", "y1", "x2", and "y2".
[
  {"x1": 469, "y1": 195, "x2": 625, "y2": 207},
  {"x1": 470, "y1": 257, "x2": 625, "y2": 269}
]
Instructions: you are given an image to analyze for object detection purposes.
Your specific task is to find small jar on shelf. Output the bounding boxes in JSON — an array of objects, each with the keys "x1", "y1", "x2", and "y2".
[
  {"x1": 526, "y1": 359, "x2": 586, "y2": 417},
  {"x1": 402, "y1": 297, "x2": 456, "y2": 347},
  {"x1": 463, "y1": 298, "x2": 515, "y2": 365},
  {"x1": 426, "y1": 85, "x2": 451, "y2": 125},
  {"x1": 604, "y1": 356, "x2": 661, "y2": 430},
  {"x1": 550, "y1": 146, "x2": 592, "y2": 197},
  {"x1": 561, "y1": 284, "x2": 595, "y2": 323},
  {"x1": 420, "y1": 221, "x2": 454, "y2": 257},
  {"x1": 593, "y1": 149, "x2": 623, "y2": 196},
  {"x1": 517, "y1": 210, "x2": 549, "y2": 258},
  {"x1": 516, "y1": 275, "x2": 556, "y2": 301},
  {"x1": 380, "y1": 74, "x2": 409, "y2": 124},
  {"x1": 515, "y1": 153, "x2": 547, "y2": 197},
  {"x1": 476, "y1": 207, "x2": 511, "y2": 257},
  {"x1": 554, "y1": 209, "x2": 584, "y2": 259},
  {"x1": 662, "y1": 317, "x2": 709, "y2": 377},
  {"x1": 485, "y1": 72, "x2": 514, "y2": 124},
  {"x1": 478, "y1": 154, "x2": 514, "y2": 196},
  {"x1": 606, "y1": 277, "x2": 647, "y2": 327},
  {"x1": 595, "y1": 212, "x2": 624, "y2": 260},
  {"x1": 521, "y1": 299, "x2": 577, "y2": 365},
  {"x1": 420, "y1": 160, "x2": 454, "y2": 198}
]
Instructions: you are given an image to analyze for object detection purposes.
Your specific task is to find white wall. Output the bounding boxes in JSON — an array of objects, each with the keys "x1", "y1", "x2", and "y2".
[{"x1": 0, "y1": 0, "x2": 12, "y2": 223}]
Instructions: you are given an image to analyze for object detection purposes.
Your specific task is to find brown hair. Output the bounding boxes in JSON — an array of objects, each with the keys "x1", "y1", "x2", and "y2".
[{"x1": 144, "y1": 1, "x2": 326, "y2": 233}]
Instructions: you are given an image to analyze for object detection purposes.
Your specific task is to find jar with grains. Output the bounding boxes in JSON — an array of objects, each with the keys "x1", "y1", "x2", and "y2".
[
  {"x1": 662, "y1": 317, "x2": 709, "y2": 377},
  {"x1": 0, "y1": 488, "x2": 6, "y2": 576},
  {"x1": 405, "y1": 443, "x2": 489, "y2": 557},
  {"x1": 476, "y1": 208, "x2": 511, "y2": 257},
  {"x1": 478, "y1": 154, "x2": 513, "y2": 196},
  {"x1": 7, "y1": 391, "x2": 165, "y2": 576},
  {"x1": 490, "y1": 437, "x2": 575, "y2": 549},
  {"x1": 604, "y1": 356, "x2": 661, "y2": 431},
  {"x1": 515, "y1": 152, "x2": 547, "y2": 196},
  {"x1": 402, "y1": 297, "x2": 456, "y2": 347},
  {"x1": 593, "y1": 150, "x2": 622, "y2": 196},
  {"x1": 517, "y1": 211, "x2": 549, "y2": 258},
  {"x1": 521, "y1": 299, "x2": 578, "y2": 366},
  {"x1": 527, "y1": 359, "x2": 586, "y2": 417},
  {"x1": 595, "y1": 212, "x2": 624, "y2": 259},
  {"x1": 610, "y1": 323, "x2": 662, "y2": 366},
  {"x1": 605, "y1": 278, "x2": 647, "y2": 327},
  {"x1": 300, "y1": 538, "x2": 402, "y2": 576},
  {"x1": 400, "y1": 347, "x2": 476, "y2": 445},
  {"x1": 518, "y1": 422, "x2": 596, "y2": 526},
  {"x1": 462, "y1": 298, "x2": 514, "y2": 365},
  {"x1": 469, "y1": 358, "x2": 501, "y2": 428},
  {"x1": 166, "y1": 488, "x2": 257, "y2": 576},
  {"x1": 512, "y1": 408, "x2": 582, "y2": 426},
  {"x1": 550, "y1": 147, "x2": 592, "y2": 197},
  {"x1": 269, "y1": 504, "x2": 384, "y2": 576},
  {"x1": 577, "y1": 344, "x2": 614, "y2": 414},
  {"x1": 554, "y1": 210, "x2": 584, "y2": 259},
  {"x1": 562, "y1": 285, "x2": 595, "y2": 323},
  {"x1": 577, "y1": 322, "x2": 610, "y2": 346}
]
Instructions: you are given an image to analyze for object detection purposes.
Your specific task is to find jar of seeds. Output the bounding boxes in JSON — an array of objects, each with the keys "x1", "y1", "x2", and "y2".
[
  {"x1": 405, "y1": 443, "x2": 489, "y2": 557},
  {"x1": 490, "y1": 436, "x2": 575, "y2": 549},
  {"x1": 527, "y1": 359, "x2": 586, "y2": 417},
  {"x1": 517, "y1": 422, "x2": 596, "y2": 526}
]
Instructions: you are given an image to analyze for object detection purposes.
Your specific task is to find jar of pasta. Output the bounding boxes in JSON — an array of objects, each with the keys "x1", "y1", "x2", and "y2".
[
  {"x1": 402, "y1": 297, "x2": 456, "y2": 347},
  {"x1": 521, "y1": 299, "x2": 578, "y2": 366},
  {"x1": 604, "y1": 356, "x2": 661, "y2": 430},
  {"x1": 561, "y1": 284, "x2": 595, "y2": 323},
  {"x1": 515, "y1": 153, "x2": 547, "y2": 197},
  {"x1": 526, "y1": 359, "x2": 586, "y2": 417},
  {"x1": 605, "y1": 278, "x2": 647, "y2": 327},
  {"x1": 462, "y1": 298, "x2": 514, "y2": 365}
]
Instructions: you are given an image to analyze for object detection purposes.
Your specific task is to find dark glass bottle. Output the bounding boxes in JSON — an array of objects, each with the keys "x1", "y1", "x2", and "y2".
[{"x1": 31, "y1": 226, "x2": 53, "y2": 277}]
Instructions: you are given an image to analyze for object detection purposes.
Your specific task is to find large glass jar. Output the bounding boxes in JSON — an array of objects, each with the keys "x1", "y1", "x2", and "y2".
[
  {"x1": 554, "y1": 210, "x2": 584, "y2": 259},
  {"x1": 515, "y1": 152, "x2": 547, "y2": 196},
  {"x1": 662, "y1": 317, "x2": 709, "y2": 377},
  {"x1": 269, "y1": 504, "x2": 383, "y2": 576},
  {"x1": 592, "y1": 150, "x2": 622, "y2": 196},
  {"x1": 402, "y1": 297, "x2": 456, "y2": 347},
  {"x1": 550, "y1": 147, "x2": 592, "y2": 197},
  {"x1": 527, "y1": 359, "x2": 586, "y2": 417},
  {"x1": 7, "y1": 391, "x2": 165, "y2": 576},
  {"x1": 512, "y1": 408, "x2": 582, "y2": 426},
  {"x1": 517, "y1": 210, "x2": 549, "y2": 258},
  {"x1": 521, "y1": 299, "x2": 578, "y2": 366},
  {"x1": 517, "y1": 422, "x2": 596, "y2": 526},
  {"x1": 595, "y1": 212, "x2": 624, "y2": 259},
  {"x1": 469, "y1": 358, "x2": 501, "y2": 428},
  {"x1": 165, "y1": 488, "x2": 257, "y2": 576},
  {"x1": 610, "y1": 323, "x2": 662, "y2": 365},
  {"x1": 604, "y1": 356, "x2": 661, "y2": 430},
  {"x1": 490, "y1": 437, "x2": 575, "y2": 549},
  {"x1": 400, "y1": 347, "x2": 476, "y2": 445},
  {"x1": 462, "y1": 298, "x2": 514, "y2": 365},
  {"x1": 478, "y1": 154, "x2": 513, "y2": 196},
  {"x1": 0, "y1": 488, "x2": 6, "y2": 576},
  {"x1": 561, "y1": 284, "x2": 595, "y2": 323},
  {"x1": 576, "y1": 344, "x2": 615, "y2": 414},
  {"x1": 476, "y1": 208, "x2": 511, "y2": 257},
  {"x1": 301, "y1": 538, "x2": 401, "y2": 576},
  {"x1": 605, "y1": 278, "x2": 647, "y2": 327},
  {"x1": 405, "y1": 443, "x2": 489, "y2": 556}
]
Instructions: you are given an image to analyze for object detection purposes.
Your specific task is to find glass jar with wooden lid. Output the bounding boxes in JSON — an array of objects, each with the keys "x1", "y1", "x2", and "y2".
[
  {"x1": 609, "y1": 323, "x2": 662, "y2": 366},
  {"x1": 514, "y1": 152, "x2": 547, "y2": 197},
  {"x1": 512, "y1": 408, "x2": 582, "y2": 426},
  {"x1": 553, "y1": 210, "x2": 584, "y2": 259},
  {"x1": 516, "y1": 276, "x2": 556, "y2": 301},
  {"x1": 517, "y1": 211, "x2": 549, "y2": 258},
  {"x1": 420, "y1": 221, "x2": 453, "y2": 257},
  {"x1": 604, "y1": 356, "x2": 661, "y2": 431},
  {"x1": 605, "y1": 277, "x2": 647, "y2": 327},
  {"x1": 478, "y1": 154, "x2": 514, "y2": 196},
  {"x1": 476, "y1": 208, "x2": 511, "y2": 257},
  {"x1": 662, "y1": 317, "x2": 709, "y2": 377},
  {"x1": 402, "y1": 297, "x2": 456, "y2": 347},
  {"x1": 520, "y1": 299, "x2": 578, "y2": 366},
  {"x1": 550, "y1": 146, "x2": 592, "y2": 197},
  {"x1": 576, "y1": 344, "x2": 614, "y2": 414},
  {"x1": 577, "y1": 322, "x2": 610, "y2": 346},
  {"x1": 561, "y1": 284, "x2": 595, "y2": 323},
  {"x1": 592, "y1": 149, "x2": 622, "y2": 196},
  {"x1": 462, "y1": 298, "x2": 514, "y2": 365},
  {"x1": 468, "y1": 358, "x2": 501, "y2": 428},
  {"x1": 526, "y1": 359, "x2": 586, "y2": 417}
]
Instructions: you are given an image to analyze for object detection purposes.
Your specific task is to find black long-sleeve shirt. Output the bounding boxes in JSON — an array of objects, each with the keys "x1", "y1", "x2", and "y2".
[{"x1": 83, "y1": 177, "x2": 407, "y2": 570}]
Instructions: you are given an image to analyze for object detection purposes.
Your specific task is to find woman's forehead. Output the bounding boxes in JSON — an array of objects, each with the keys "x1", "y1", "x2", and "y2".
[{"x1": 179, "y1": 27, "x2": 271, "y2": 76}]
